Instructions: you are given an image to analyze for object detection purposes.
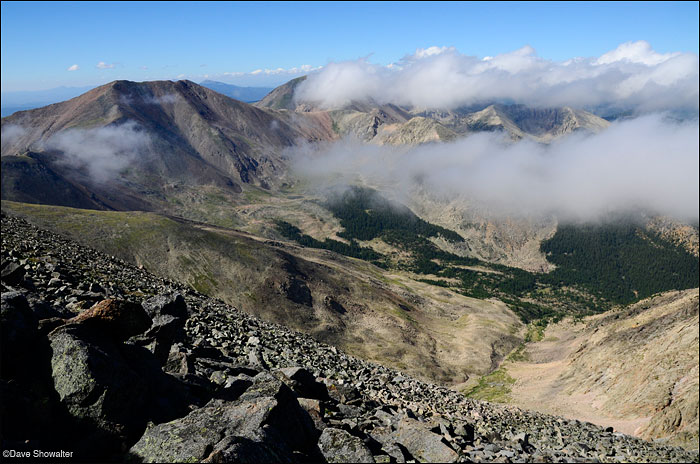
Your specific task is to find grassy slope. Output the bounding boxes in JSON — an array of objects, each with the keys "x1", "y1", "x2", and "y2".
[{"x1": 2, "y1": 200, "x2": 523, "y2": 385}]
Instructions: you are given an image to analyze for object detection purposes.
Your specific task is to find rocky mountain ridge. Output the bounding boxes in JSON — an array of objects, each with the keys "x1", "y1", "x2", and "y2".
[
  {"x1": 1, "y1": 79, "x2": 336, "y2": 209},
  {"x1": 2, "y1": 207, "x2": 699, "y2": 462},
  {"x1": 255, "y1": 77, "x2": 610, "y2": 144}
]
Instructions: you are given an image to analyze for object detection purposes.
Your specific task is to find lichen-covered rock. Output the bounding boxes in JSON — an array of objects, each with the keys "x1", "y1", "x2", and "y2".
[
  {"x1": 130, "y1": 373, "x2": 319, "y2": 463},
  {"x1": 318, "y1": 428, "x2": 375, "y2": 463},
  {"x1": 204, "y1": 435, "x2": 293, "y2": 463},
  {"x1": 128, "y1": 405, "x2": 225, "y2": 463},
  {"x1": 48, "y1": 325, "x2": 149, "y2": 435}
]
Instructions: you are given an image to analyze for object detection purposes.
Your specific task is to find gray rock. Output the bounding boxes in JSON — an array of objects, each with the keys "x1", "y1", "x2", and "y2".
[
  {"x1": 130, "y1": 373, "x2": 318, "y2": 462},
  {"x1": 454, "y1": 421, "x2": 475, "y2": 444},
  {"x1": 164, "y1": 348, "x2": 194, "y2": 375},
  {"x1": 318, "y1": 428, "x2": 375, "y2": 463},
  {"x1": 275, "y1": 366, "x2": 329, "y2": 400},
  {"x1": 206, "y1": 435, "x2": 294, "y2": 463},
  {"x1": 129, "y1": 404, "x2": 226, "y2": 463},
  {"x1": 144, "y1": 313, "x2": 186, "y2": 365},
  {"x1": 1, "y1": 261, "x2": 25, "y2": 284},
  {"x1": 248, "y1": 348, "x2": 268, "y2": 369},
  {"x1": 338, "y1": 403, "x2": 363, "y2": 418},
  {"x1": 391, "y1": 417, "x2": 459, "y2": 463},
  {"x1": 48, "y1": 325, "x2": 148, "y2": 436},
  {"x1": 142, "y1": 292, "x2": 187, "y2": 319}
]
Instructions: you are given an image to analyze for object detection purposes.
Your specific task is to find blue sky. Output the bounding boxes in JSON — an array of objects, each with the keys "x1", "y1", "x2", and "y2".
[{"x1": 1, "y1": 1, "x2": 698, "y2": 92}]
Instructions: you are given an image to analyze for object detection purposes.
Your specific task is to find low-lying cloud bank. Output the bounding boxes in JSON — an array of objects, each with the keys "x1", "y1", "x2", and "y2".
[
  {"x1": 0, "y1": 124, "x2": 27, "y2": 151},
  {"x1": 294, "y1": 41, "x2": 699, "y2": 114},
  {"x1": 292, "y1": 114, "x2": 699, "y2": 222},
  {"x1": 46, "y1": 121, "x2": 150, "y2": 182}
]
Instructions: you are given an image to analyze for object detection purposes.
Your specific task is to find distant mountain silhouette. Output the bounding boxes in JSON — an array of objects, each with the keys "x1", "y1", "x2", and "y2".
[{"x1": 199, "y1": 80, "x2": 273, "y2": 102}]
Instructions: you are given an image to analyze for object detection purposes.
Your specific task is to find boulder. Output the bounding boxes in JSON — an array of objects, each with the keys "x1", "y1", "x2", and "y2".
[
  {"x1": 129, "y1": 403, "x2": 226, "y2": 463},
  {"x1": 142, "y1": 293, "x2": 187, "y2": 319},
  {"x1": 274, "y1": 366, "x2": 330, "y2": 400},
  {"x1": 385, "y1": 416, "x2": 459, "y2": 463},
  {"x1": 143, "y1": 312, "x2": 186, "y2": 365},
  {"x1": 318, "y1": 428, "x2": 376, "y2": 463},
  {"x1": 66, "y1": 299, "x2": 152, "y2": 341},
  {"x1": 48, "y1": 325, "x2": 149, "y2": 438},
  {"x1": 1, "y1": 261, "x2": 25, "y2": 285},
  {"x1": 130, "y1": 372, "x2": 320, "y2": 463},
  {"x1": 164, "y1": 347, "x2": 194, "y2": 375},
  {"x1": 203, "y1": 436, "x2": 293, "y2": 463}
]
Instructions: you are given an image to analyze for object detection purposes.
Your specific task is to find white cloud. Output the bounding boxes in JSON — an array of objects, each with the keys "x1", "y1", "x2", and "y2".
[
  {"x1": 1, "y1": 124, "x2": 27, "y2": 152},
  {"x1": 595, "y1": 41, "x2": 680, "y2": 66},
  {"x1": 413, "y1": 46, "x2": 454, "y2": 59},
  {"x1": 219, "y1": 65, "x2": 322, "y2": 79},
  {"x1": 46, "y1": 121, "x2": 149, "y2": 182},
  {"x1": 294, "y1": 59, "x2": 388, "y2": 108},
  {"x1": 67, "y1": 64, "x2": 79, "y2": 71},
  {"x1": 291, "y1": 114, "x2": 699, "y2": 222},
  {"x1": 293, "y1": 41, "x2": 699, "y2": 113},
  {"x1": 96, "y1": 61, "x2": 115, "y2": 69}
]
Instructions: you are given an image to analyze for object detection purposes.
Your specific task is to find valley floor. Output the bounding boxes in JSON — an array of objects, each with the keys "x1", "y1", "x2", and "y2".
[
  {"x1": 507, "y1": 321, "x2": 652, "y2": 436},
  {"x1": 496, "y1": 289, "x2": 700, "y2": 450}
]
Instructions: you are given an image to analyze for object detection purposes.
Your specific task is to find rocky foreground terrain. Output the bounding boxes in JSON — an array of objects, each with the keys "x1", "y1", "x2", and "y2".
[{"x1": 2, "y1": 211, "x2": 698, "y2": 463}]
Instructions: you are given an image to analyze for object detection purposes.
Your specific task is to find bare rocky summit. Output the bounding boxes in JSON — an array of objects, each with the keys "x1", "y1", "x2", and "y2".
[
  {"x1": 255, "y1": 78, "x2": 609, "y2": 145},
  {"x1": 1, "y1": 79, "x2": 336, "y2": 209},
  {"x1": 2, "y1": 211, "x2": 698, "y2": 463}
]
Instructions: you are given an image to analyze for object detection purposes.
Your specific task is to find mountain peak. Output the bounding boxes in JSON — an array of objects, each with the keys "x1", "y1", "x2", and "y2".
[{"x1": 255, "y1": 76, "x2": 307, "y2": 110}]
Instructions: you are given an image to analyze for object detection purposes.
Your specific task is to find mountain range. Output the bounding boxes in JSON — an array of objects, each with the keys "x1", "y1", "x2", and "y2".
[
  {"x1": 1, "y1": 78, "x2": 611, "y2": 211},
  {"x1": 199, "y1": 80, "x2": 273, "y2": 102},
  {"x1": 0, "y1": 81, "x2": 273, "y2": 117},
  {"x1": 1, "y1": 77, "x2": 697, "y2": 451}
]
